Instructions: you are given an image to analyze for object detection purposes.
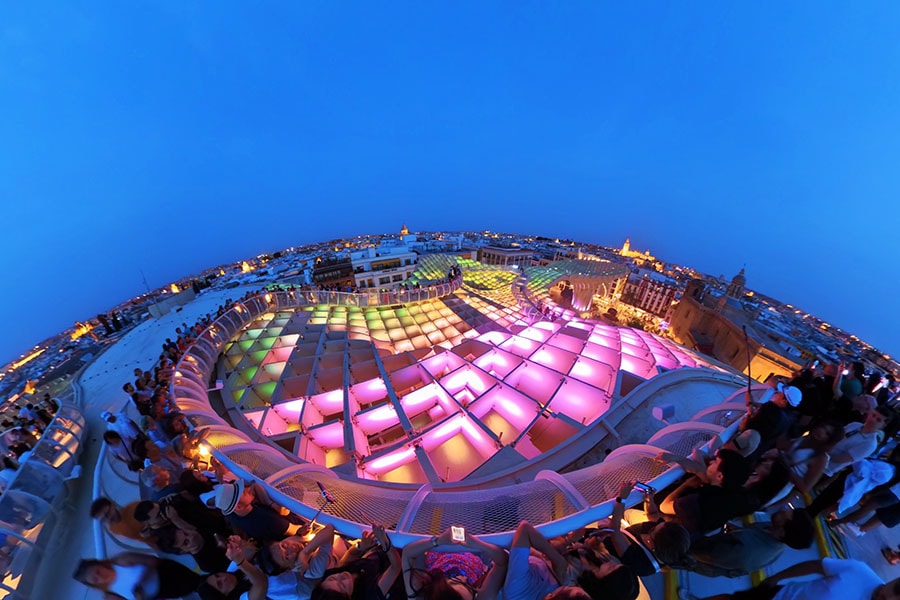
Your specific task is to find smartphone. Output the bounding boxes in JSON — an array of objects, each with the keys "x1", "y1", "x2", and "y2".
[
  {"x1": 451, "y1": 526, "x2": 466, "y2": 542},
  {"x1": 317, "y1": 481, "x2": 336, "y2": 503},
  {"x1": 842, "y1": 369, "x2": 850, "y2": 376},
  {"x1": 633, "y1": 481, "x2": 655, "y2": 494}
]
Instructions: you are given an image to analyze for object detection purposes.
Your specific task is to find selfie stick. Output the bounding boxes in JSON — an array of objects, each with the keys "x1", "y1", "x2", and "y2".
[
  {"x1": 309, "y1": 481, "x2": 335, "y2": 527},
  {"x1": 742, "y1": 325, "x2": 753, "y2": 400}
]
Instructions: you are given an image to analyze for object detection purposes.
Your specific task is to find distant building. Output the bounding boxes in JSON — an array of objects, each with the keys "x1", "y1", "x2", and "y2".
[
  {"x1": 312, "y1": 255, "x2": 354, "y2": 287},
  {"x1": 351, "y1": 242, "x2": 418, "y2": 289},
  {"x1": 669, "y1": 271, "x2": 804, "y2": 381},
  {"x1": 620, "y1": 271, "x2": 681, "y2": 317},
  {"x1": 618, "y1": 238, "x2": 656, "y2": 264},
  {"x1": 477, "y1": 246, "x2": 533, "y2": 268}
]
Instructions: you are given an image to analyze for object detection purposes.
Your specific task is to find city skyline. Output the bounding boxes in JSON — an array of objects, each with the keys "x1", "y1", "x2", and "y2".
[
  {"x1": 0, "y1": 227, "x2": 890, "y2": 365},
  {"x1": 2, "y1": 3, "x2": 899, "y2": 362}
]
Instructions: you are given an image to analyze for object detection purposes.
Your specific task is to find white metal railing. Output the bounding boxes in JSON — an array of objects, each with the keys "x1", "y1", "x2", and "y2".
[
  {"x1": 269, "y1": 275, "x2": 463, "y2": 309},
  {"x1": 0, "y1": 391, "x2": 86, "y2": 599}
]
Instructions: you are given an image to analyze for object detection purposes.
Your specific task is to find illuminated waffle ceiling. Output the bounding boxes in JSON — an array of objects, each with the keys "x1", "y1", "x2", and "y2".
[{"x1": 219, "y1": 271, "x2": 716, "y2": 484}]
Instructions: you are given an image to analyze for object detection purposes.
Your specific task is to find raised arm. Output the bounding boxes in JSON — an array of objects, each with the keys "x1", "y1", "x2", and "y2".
[
  {"x1": 402, "y1": 528, "x2": 453, "y2": 598},
  {"x1": 511, "y1": 521, "x2": 569, "y2": 584},
  {"x1": 656, "y1": 451, "x2": 707, "y2": 479},
  {"x1": 372, "y1": 525, "x2": 401, "y2": 597},
  {"x1": 466, "y1": 535, "x2": 508, "y2": 600},
  {"x1": 297, "y1": 524, "x2": 336, "y2": 572},
  {"x1": 832, "y1": 363, "x2": 846, "y2": 400},
  {"x1": 337, "y1": 530, "x2": 379, "y2": 567},
  {"x1": 226, "y1": 536, "x2": 269, "y2": 600}
]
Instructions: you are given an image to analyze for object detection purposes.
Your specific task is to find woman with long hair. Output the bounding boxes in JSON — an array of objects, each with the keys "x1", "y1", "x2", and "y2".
[
  {"x1": 402, "y1": 527, "x2": 508, "y2": 600},
  {"x1": 310, "y1": 524, "x2": 401, "y2": 600},
  {"x1": 773, "y1": 419, "x2": 845, "y2": 495}
]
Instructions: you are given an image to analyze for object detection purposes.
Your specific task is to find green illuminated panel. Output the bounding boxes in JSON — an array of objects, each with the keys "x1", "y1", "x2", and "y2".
[
  {"x1": 240, "y1": 328, "x2": 263, "y2": 340},
  {"x1": 256, "y1": 337, "x2": 277, "y2": 350},
  {"x1": 242, "y1": 388, "x2": 269, "y2": 409},
  {"x1": 263, "y1": 362, "x2": 286, "y2": 378},
  {"x1": 240, "y1": 367, "x2": 258, "y2": 383},
  {"x1": 257, "y1": 381, "x2": 277, "y2": 401}
]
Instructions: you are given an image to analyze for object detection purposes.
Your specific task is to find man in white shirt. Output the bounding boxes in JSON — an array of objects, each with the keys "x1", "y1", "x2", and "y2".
[
  {"x1": 101, "y1": 410, "x2": 143, "y2": 446},
  {"x1": 694, "y1": 558, "x2": 900, "y2": 600},
  {"x1": 805, "y1": 405, "x2": 893, "y2": 517}
]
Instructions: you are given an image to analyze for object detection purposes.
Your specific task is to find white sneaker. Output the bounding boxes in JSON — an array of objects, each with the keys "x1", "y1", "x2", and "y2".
[{"x1": 841, "y1": 522, "x2": 864, "y2": 537}]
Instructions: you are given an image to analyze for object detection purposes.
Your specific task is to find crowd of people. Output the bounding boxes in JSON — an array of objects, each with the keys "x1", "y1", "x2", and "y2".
[
  {"x1": 0, "y1": 392, "x2": 59, "y2": 494},
  {"x1": 74, "y1": 292, "x2": 900, "y2": 600}
]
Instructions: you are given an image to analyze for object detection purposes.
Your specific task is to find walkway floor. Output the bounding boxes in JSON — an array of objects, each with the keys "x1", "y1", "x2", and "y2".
[{"x1": 36, "y1": 286, "x2": 256, "y2": 600}]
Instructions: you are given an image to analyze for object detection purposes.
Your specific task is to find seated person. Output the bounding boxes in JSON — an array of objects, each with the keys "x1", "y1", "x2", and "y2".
[
  {"x1": 139, "y1": 465, "x2": 182, "y2": 501},
  {"x1": 741, "y1": 455, "x2": 792, "y2": 510},
  {"x1": 657, "y1": 449, "x2": 752, "y2": 536},
  {"x1": 741, "y1": 382, "x2": 802, "y2": 457},
  {"x1": 101, "y1": 410, "x2": 144, "y2": 447},
  {"x1": 504, "y1": 520, "x2": 639, "y2": 600},
  {"x1": 257, "y1": 523, "x2": 349, "y2": 577},
  {"x1": 72, "y1": 551, "x2": 202, "y2": 600},
  {"x1": 90, "y1": 497, "x2": 155, "y2": 547},
  {"x1": 179, "y1": 468, "x2": 217, "y2": 499},
  {"x1": 104, "y1": 430, "x2": 143, "y2": 472},
  {"x1": 830, "y1": 482, "x2": 900, "y2": 537},
  {"x1": 196, "y1": 535, "x2": 269, "y2": 600},
  {"x1": 310, "y1": 524, "x2": 401, "y2": 600},
  {"x1": 687, "y1": 508, "x2": 815, "y2": 578},
  {"x1": 204, "y1": 480, "x2": 307, "y2": 543},
  {"x1": 402, "y1": 526, "x2": 509, "y2": 600},
  {"x1": 582, "y1": 481, "x2": 690, "y2": 577},
  {"x1": 17, "y1": 403, "x2": 37, "y2": 427},
  {"x1": 154, "y1": 524, "x2": 230, "y2": 573}
]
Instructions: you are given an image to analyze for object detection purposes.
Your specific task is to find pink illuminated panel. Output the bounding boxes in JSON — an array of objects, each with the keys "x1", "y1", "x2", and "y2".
[
  {"x1": 530, "y1": 346, "x2": 578, "y2": 374},
  {"x1": 307, "y1": 421, "x2": 344, "y2": 448},
  {"x1": 549, "y1": 378, "x2": 610, "y2": 424},
  {"x1": 223, "y1": 287, "x2": 721, "y2": 484}
]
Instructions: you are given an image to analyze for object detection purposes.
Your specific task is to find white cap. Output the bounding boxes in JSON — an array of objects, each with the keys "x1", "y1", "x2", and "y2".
[{"x1": 777, "y1": 382, "x2": 802, "y2": 407}]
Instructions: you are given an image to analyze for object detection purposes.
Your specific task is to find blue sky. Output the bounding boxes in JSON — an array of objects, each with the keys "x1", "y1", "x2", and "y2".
[{"x1": 2, "y1": 3, "x2": 899, "y2": 364}]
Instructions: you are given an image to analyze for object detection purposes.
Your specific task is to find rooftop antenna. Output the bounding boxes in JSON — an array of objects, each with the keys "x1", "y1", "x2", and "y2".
[{"x1": 139, "y1": 269, "x2": 153, "y2": 295}]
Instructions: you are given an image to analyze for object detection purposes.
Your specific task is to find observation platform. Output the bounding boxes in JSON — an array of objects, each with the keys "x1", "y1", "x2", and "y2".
[{"x1": 28, "y1": 257, "x2": 900, "y2": 600}]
